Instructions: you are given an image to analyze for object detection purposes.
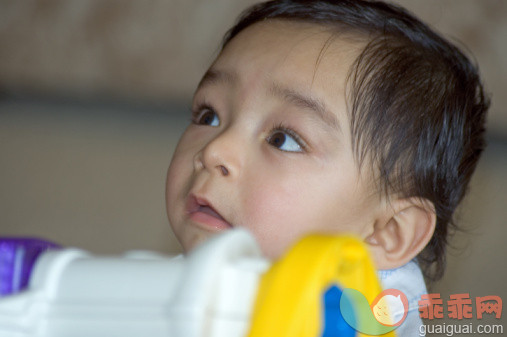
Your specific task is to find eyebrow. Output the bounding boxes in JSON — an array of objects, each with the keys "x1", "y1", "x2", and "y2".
[
  {"x1": 269, "y1": 83, "x2": 340, "y2": 131},
  {"x1": 196, "y1": 68, "x2": 340, "y2": 131},
  {"x1": 196, "y1": 68, "x2": 238, "y2": 91}
]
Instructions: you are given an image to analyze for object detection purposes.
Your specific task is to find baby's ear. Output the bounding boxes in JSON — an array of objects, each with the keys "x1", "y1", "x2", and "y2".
[{"x1": 365, "y1": 197, "x2": 436, "y2": 270}]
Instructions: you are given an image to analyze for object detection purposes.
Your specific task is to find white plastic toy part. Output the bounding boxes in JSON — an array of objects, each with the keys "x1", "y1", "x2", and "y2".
[{"x1": 0, "y1": 229, "x2": 270, "y2": 337}]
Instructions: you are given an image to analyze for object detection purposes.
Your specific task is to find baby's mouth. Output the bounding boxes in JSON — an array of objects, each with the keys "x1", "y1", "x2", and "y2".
[
  {"x1": 197, "y1": 204, "x2": 225, "y2": 220},
  {"x1": 186, "y1": 195, "x2": 233, "y2": 230}
]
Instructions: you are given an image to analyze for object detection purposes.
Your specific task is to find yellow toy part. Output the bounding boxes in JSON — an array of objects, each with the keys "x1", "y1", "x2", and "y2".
[{"x1": 247, "y1": 235, "x2": 397, "y2": 337}]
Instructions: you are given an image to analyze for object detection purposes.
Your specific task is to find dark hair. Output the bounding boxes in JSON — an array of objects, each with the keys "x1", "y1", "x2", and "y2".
[{"x1": 222, "y1": 0, "x2": 489, "y2": 281}]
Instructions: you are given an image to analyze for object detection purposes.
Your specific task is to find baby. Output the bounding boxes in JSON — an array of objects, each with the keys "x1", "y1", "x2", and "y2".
[{"x1": 165, "y1": 0, "x2": 488, "y2": 334}]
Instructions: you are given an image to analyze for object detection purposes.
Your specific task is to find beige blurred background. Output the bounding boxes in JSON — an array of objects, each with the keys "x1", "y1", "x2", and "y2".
[{"x1": 1, "y1": 0, "x2": 506, "y2": 330}]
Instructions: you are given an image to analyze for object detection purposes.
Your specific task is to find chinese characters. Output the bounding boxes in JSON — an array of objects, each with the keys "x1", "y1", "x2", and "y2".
[{"x1": 419, "y1": 293, "x2": 502, "y2": 320}]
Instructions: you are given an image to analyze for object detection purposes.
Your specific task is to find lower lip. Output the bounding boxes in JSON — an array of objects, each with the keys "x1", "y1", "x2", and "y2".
[{"x1": 188, "y1": 211, "x2": 232, "y2": 231}]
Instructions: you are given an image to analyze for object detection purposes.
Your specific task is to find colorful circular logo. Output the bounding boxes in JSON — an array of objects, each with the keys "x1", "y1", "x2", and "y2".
[{"x1": 339, "y1": 288, "x2": 409, "y2": 335}]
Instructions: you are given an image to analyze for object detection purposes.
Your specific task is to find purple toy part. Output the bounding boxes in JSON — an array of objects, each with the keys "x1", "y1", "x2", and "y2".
[{"x1": 0, "y1": 238, "x2": 61, "y2": 296}]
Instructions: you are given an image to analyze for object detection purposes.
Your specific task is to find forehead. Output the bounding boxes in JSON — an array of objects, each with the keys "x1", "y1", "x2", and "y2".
[
  {"x1": 215, "y1": 20, "x2": 361, "y2": 73},
  {"x1": 205, "y1": 20, "x2": 363, "y2": 123}
]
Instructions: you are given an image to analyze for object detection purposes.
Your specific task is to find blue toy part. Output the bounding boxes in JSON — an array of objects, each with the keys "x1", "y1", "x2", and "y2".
[{"x1": 322, "y1": 284, "x2": 356, "y2": 337}]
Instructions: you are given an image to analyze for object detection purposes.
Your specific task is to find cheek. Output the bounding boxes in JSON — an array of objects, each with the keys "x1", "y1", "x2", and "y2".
[
  {"x1": 165, "y1": 144, "x2": 194, "y2": 218},
  {"x1": 166, "y1": 154, "x2": 184, "y2": 203},
  {"x1": 241, "y1": 188, "x2": 298, "y2": 258},
  {"x1": 166, "y1": 131, "x2": 198, "y2": 196},
  {"x1": 165, "y1": 149, "x2": 196, "y2": 250},
  {"x1": 238, "y1": 171, "x2": 323, "y2": 257},
  {"x1": 239, "y1": 165, "x2": 369, "y2": 258}
]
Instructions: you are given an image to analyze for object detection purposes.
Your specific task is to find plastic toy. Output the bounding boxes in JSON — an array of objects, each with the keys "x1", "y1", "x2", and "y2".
[
  {"x1": 0, "y1": 230, "x2": 395, "y2": 337},
  {"x1": 0, "y1": 238, "x2": 60, "y2": 297}
]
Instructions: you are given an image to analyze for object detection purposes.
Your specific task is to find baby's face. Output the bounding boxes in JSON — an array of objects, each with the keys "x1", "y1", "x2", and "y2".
[{"x1": 166, "y1": 21, "x2": 381, "y2": 258}]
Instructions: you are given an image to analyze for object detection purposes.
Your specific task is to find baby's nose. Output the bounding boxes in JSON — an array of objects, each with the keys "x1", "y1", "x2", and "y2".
[{"x1": 194, "y1": 129, "x2": 242, "y2": 178}]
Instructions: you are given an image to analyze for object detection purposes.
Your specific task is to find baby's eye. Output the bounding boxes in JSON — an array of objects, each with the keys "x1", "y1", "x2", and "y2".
[
  {"x1": 194, "y1": 108, "x2": 220, "y2": 126},
  {"x1": 267, "y1": 129, "x2": 304, "y2": 153}
]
